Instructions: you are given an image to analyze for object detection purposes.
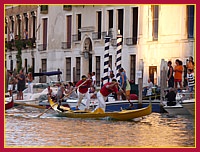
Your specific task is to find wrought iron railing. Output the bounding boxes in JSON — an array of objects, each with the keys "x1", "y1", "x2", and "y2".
[
  {"x1": 38, "y1": 44, "x2": 47, "y2": 51},
  {"x1": 61, "y1": 42, "x2": 71, "y2": 49},
  {"x1": 92, "y1": 32, "x2": 101, "y2": 40},
  {"x1": 72, "y1": 34, "x2": 81, "y2": 42},
  {"x1": 101, "y1": 31, "x2": 113, "y2": 39},
  {"x1": 40, "y1": 5, "x2": 48, "y2": 14},
  {"x1": 125, "y1": 37, "x2": 137, "y2": 45},
  {"x1": 110, "y1": 39, "x2": 117, "y2": 47},
  {"x1": 63, "y1": 5, "x2": 72, "y2": 11}
]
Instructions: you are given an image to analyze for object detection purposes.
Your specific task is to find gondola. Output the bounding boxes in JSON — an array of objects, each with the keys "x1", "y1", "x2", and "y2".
[{"x1": 49, "y1": 98, "x2": 152, "y2": 121}]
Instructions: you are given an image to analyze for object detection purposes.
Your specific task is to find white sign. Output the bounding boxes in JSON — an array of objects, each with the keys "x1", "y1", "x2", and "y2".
[{"x1": 136, "y1": 71, "x2": 142, "y2": 78}]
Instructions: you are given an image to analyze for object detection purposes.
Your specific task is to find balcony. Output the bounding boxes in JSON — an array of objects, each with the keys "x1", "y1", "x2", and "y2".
[
  {"x1": 72, "y1": 34, "x2": 81, "y2": 42},
  {"x1": 61, "y1": 42, "x2": 71, "y2": 49},
  {"x1": 21, "y1": 38, "x2": 36, "y2": 49},
  {"x1": 38, "y1": 44, "x2": 47, "y2": 51},
  {"x1": 63, "y1": 5, "x2": 72, "y2": 11},
  {"x1": 40, "y1": 5, "x2": 48, "y2": 14},
  {"x1": 28, "y1": 38, "x2": 36, "y2": 48},
  {"x1": 101, "y1": 31, "x2": 113, "y2": 39},
  {"x1": 125, "y1": 37, "x2": 137, "y2": 45},
  {"x1": 92, "y1": 32, "x2": 101, "y2": 40},
  {"x1": 5, "y1": 41, "x2": 12, "y2": 50},
  {"x1": 110, "y1": 39, "x2": 117, "y2": 47}
]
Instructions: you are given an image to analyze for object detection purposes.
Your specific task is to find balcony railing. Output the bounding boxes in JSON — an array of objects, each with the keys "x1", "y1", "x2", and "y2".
[
  {"x1": 125, "y1": 37, "x2": 137, "y2": 45},
  {"x1": 38, "y1": 44, "x2": 47, "y2": 51},
  {"x1": 110, "y1": 39, "x2": 117, "y2": 47},
  {"x1": 61, "y1": 42, "x2": 71, "y2": 49},
  {"x1": 101, "y1": 31, "x2": 113, "y2": 39},
  {"x1": 28, "y1": 38, "x2": 36, "y2": 48},
  {"x1": 63, "y1": 5, "x2": 72, "y2": 11},
  {"x1": 5, "y1": 41, "x2": 12, "y2": 50},
  {"x1": 72, "y1": 34, "x2": 81, "y2": 42},
  {"x1": 92, "y1": 32, "x2": 101, "y2": 40},
  {"x1": 6, "y1": 38, "x2": 36, "y2": 51},
  {"x1": 40, "y1": 5, "x2": 48, "y2": 14}
]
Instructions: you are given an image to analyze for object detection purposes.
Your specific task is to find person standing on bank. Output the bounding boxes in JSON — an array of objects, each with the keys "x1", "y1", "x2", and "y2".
[
  {"x1": 94, "y1": 79, "x2": 119, "y2": 112},
  {"x1": 186, "y1": 56, "x2": 195, "y2": 71},
  {"x1": 26, "y1": 72, "x2": 33, "y2": 94},
  {"x1": 167, "y1": 61, "x2": 174, "y2": 88},
  {"x1": 17, "y1": 69, "x2": 26, "y2": 100},
  {"x1": 186, "y1": 69, "x2": 195, "y2": 99},
  {"x1": 75, "y1": 75, "x2": 92, "y2": 111},
  {"x1": 174, "y1": 59, "x2": 183, "y2": 89},
  {"x1": 8, "y1": 71, "x2": 14, "y2": 96}
]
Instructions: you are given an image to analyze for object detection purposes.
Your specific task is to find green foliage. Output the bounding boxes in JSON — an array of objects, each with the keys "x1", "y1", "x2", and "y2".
[
  {"x1": 26, "y1": 39, "x2": 33, "y2": 48},
  {"x1": 28, "y1": 67, "x2": 33, "y2": 73},
  {"x1": 15, "y1": 35, "x2": 23, "y2": 73}
]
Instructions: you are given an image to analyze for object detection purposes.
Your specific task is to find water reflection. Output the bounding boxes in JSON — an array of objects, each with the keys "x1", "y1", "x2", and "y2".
[{"x1": 5, "y1": 107, "x2": 195, "y2": 147}]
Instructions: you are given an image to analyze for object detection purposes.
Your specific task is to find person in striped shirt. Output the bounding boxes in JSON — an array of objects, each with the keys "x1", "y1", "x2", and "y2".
[{"x1": 186, "y1": 69, "x2": 195, "y2": 99}]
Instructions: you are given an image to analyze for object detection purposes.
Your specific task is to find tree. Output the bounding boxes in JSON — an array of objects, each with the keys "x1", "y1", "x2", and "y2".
[{"x1": 15, "y1": 35, "x2": 23, "y2": 73}]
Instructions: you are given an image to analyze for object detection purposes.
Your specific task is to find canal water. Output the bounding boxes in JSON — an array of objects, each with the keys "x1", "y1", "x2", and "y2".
[{"x1": 5, "y1": 106, "x2": 195, "y2": 148}]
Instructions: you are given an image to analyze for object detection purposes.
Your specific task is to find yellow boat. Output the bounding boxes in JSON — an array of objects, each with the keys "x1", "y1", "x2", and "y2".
[{"x1": 49, "y1": 98, "x2": 152, "y2": 121}]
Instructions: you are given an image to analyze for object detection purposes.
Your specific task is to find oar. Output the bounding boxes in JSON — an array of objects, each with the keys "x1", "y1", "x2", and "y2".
[
  {"x1": 118, "y1": 85, "x2": 134, "y2": 108},
  {"x1": 37, "y1": 79, "x2": 89, "y2": 118},
  {"x1": 14, "y1": 102, "x2": 46, "y2": 109},
  {"x1": 37, "y1": 96, "x2": 59, "y2": 118}
]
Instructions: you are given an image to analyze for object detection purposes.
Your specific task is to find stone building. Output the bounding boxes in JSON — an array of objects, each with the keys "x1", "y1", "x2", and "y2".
[{"x1": 5, "y1": 5, "x2": 195, "y2": 87}]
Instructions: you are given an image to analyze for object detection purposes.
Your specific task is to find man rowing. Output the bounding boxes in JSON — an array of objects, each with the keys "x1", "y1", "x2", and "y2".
[
  {"x1": 75, "y1": 75, "x2": 92, "y2": 111},
  {"x1": 56, "y1": 82, "x2": 65, "y2": 112},
  {"x1": 94, "y1": 78, "x2": 119, "y2": 112}
]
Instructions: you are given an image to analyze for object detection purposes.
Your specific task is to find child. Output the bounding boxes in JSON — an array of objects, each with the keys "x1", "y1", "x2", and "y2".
[{"x1": 186, "y1": 69, "x2": 195, "y2": 99}]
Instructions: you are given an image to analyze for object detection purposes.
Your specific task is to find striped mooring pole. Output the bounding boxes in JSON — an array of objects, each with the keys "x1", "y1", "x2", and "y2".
[
  {"x1": 103, "y1": 33, "x2": 110, "y2": 84},
  {"x1": 116, "y1": 30, "x2": 122, "y2": 81}
]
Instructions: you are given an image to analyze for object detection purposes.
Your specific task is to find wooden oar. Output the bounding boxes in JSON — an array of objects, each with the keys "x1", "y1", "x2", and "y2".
[
  {"x1": 37, "y1": 79, "x2": 89, "y2": 118},
  {"x1": 118, "y1": 85, "x2": 134, "y2": 108},
  {"x1": 15, "y1": 102, "x2": 46, "y2": 109}
]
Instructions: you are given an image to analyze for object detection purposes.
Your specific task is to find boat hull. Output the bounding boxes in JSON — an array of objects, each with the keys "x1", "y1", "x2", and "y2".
[
  {"x1": 163, "y1": 102, "x2": 191, "y2": 115},
  {"x1": 64, "y1": 98, "x2": 163, "y2": 113},
  {"x1": 49, "y1": 98, "x2": 152, "y2": 121},
  {"x1": 5, "y1": 97, "x2": 14, "y2": 110},
  {"x1": 181, "y1": 99, "x2": 195, "y2": 116}
]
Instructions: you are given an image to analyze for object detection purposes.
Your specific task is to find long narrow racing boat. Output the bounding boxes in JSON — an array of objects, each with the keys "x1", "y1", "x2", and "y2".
[{"x1": 49, "y1": 98, "x2": 152, "y2": 121}]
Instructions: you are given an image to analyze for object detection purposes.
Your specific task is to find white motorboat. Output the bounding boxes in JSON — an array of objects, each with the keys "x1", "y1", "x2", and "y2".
[
  {"x1": 176, "y1": 91, "x2": 195, "y2": 116},
  {"x1": 180, "y1": 99, "x2": 195, "y2": 116},
  {"x1": 162, "y1": 100, "x2": 191, "y2": 115}
]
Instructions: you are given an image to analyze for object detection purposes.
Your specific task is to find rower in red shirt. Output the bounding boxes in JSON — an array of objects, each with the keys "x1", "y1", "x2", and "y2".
[
  {"x1": 75, "y1": 75, "x2": 92, "y2": 110},
  {"x1": 94, "y1": 78, "x2": 119, "y2": 112}
]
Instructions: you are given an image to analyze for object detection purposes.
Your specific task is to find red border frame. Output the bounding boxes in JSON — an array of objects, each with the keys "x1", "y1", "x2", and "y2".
[{"x1": 2, "y1": 1, "x2": 198, "y2": 152}]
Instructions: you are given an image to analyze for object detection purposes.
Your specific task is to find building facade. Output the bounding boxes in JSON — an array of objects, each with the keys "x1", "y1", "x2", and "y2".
[{"x1": 5, "y1": 5, "x2": 195, "y2": 87}]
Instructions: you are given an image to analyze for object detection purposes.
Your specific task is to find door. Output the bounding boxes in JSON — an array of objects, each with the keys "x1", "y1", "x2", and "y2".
[{"x1": 149, "y1": 66, "x2": 157, "y2": 85}]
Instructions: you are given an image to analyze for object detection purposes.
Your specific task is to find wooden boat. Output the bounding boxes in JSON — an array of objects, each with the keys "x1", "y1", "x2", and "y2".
[
  {"x1": 49, "y1": 98, "x2": 152, "y2": 121},
  {"x1": 5, "y1": 97, "x2": 14, "y2": 110}
]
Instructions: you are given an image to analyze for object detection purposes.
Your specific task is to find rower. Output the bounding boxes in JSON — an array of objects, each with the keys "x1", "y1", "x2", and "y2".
[
  {"x1": 56, "y1": 82, "x2": 65, "y2": 112},
  {"x1": 47, "y1": 85, "x2": 53, "y2": 97}
]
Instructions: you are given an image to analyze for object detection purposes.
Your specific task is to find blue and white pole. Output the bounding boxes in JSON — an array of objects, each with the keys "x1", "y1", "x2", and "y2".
[
  {"x1": 103, "y1": 33, "x2": 110, "y2": 84},
  {"x1": 116, "y1": 30, "x2": 122, "y2": 81}
]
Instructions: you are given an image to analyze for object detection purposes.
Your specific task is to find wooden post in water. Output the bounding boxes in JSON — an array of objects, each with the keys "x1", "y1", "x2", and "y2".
[
  {"x1": 160, "y1": 59, "x2": 167, "y2": 101},
  {"x1": 163, "y1": 61, "x2": 168, "y2": 89},
  {"x1": 138, "y1": 59, "x2": 144, "y2": 104}
]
